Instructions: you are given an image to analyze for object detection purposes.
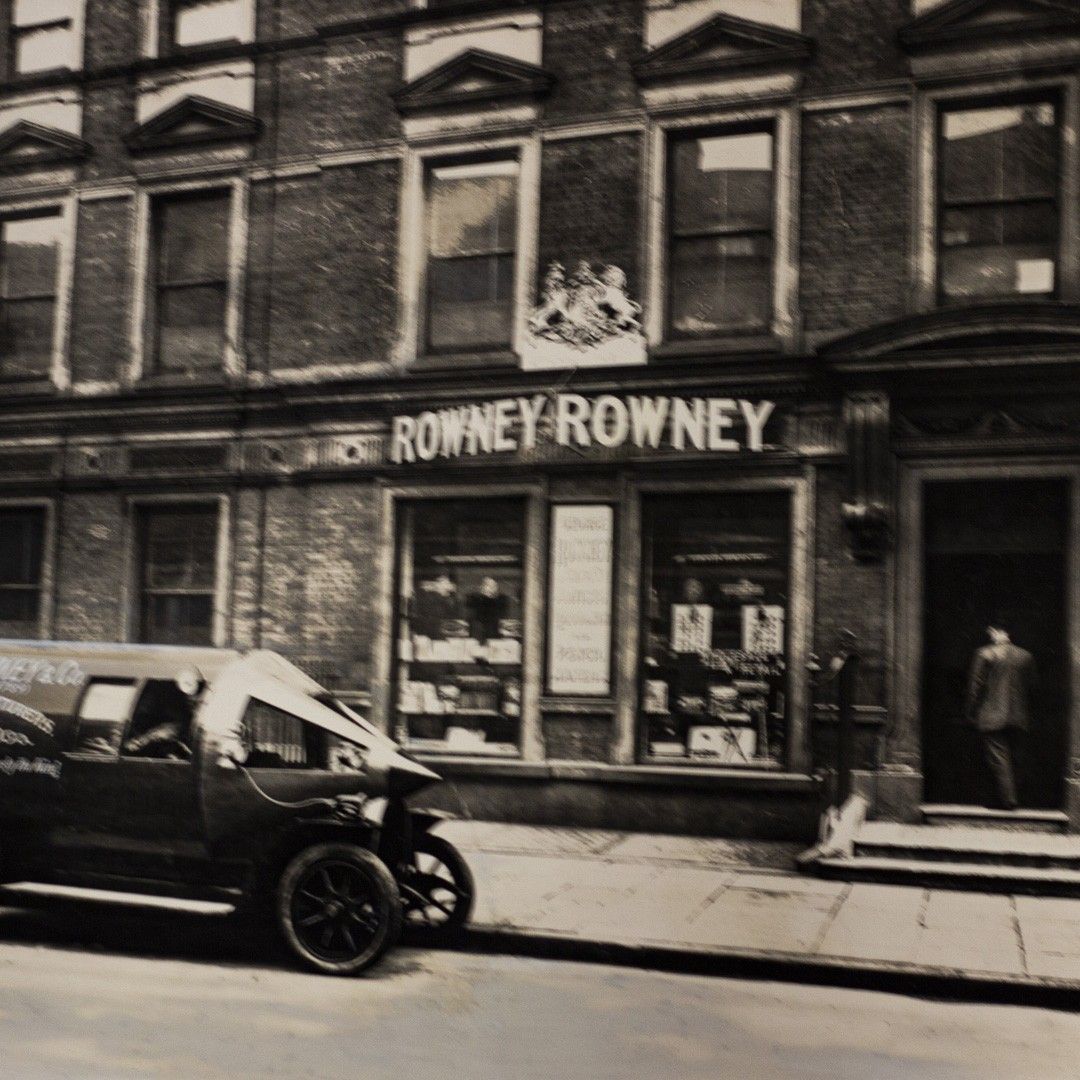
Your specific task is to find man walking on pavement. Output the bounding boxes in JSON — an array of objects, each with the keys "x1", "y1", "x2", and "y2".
[{"x1": 965, "y1": 615, "x2": 1037, "y2": 811}]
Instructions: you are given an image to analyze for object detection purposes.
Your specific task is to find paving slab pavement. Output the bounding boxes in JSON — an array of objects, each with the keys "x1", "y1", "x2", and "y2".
[{"x1": 438, "y1": 821, "x2": 1080, "y2": 1005}]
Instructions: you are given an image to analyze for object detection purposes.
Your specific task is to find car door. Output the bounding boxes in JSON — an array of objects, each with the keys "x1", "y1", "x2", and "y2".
[
  {"x1": 107, "y1": 678, "x2": 209, "y2": 886},
  {"x1": 54, "y1": 678, "x2": 139, "y2": 877}
]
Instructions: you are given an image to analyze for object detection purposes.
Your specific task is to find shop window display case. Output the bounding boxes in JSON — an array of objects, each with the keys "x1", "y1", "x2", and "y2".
[
  {"x1": 394, "y1": 499, "x2": 525, "y2": 756},
  {"x1": 640, "y1": 492, "x2": 790, "y2": 766}
]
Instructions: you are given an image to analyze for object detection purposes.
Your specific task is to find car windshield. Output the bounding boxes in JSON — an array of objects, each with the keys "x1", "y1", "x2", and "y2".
[{"x1": 243, "y1": 650, "x2": 396, "y2": 749}]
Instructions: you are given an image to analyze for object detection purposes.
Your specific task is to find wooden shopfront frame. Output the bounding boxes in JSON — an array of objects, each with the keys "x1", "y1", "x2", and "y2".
[
  {"x1": 371, "y1": 465, "x2": 815, "y2": 775},
  {"x1": 372, "y1": 481, "x2": 548, "y2": 762},
  {"x1": 619, "y1": 471, "x2": 815, "y2": 774}
]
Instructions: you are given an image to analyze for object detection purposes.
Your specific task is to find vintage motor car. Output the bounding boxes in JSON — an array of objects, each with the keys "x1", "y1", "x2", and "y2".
[{"x1": 0, "y1": 640, "x2": 475, "y2": 974}]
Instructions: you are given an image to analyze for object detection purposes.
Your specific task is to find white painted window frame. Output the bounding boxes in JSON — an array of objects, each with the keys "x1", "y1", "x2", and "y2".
[
  {"x1": 0, "y1": 495, "x2": 57, "y2": 640},
  {"x1": 644, "y1": 103, "x2": 800, "y2": 349},
  {"x1": 121, "y1": 492, "x2": 232, "y2": 647},
  {"x1": 128, "y1": 175, "x2": 248, "y2": 383},
  {"x1": 395, "y1": 134, "x2": 541, "y2": 366},
  {"x1": 141, "y1": 0, "x2": 256, "y2": 59},
  {"x1": 0, "y1": 193, "x2": 77, "y2": 391},
  {"x1": 912, "y1": 73, "x2": 1080, "y2": 311}
]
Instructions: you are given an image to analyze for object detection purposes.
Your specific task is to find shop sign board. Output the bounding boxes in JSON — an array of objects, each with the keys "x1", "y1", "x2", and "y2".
[
  {"x1": 390, "y1": 393, "x2": 776, "y2": 464},
  {"x1": 547, "y1": 504, "x2": 614, "y2": 696}
]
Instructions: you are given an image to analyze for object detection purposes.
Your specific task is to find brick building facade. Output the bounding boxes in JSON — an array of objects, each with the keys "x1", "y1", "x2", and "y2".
[{"x1": 1, "y1": 0, "x2": 1079, "y2": 838}]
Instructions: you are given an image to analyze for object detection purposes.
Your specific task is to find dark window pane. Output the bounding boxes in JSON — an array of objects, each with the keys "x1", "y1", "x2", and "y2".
[
  {"x1": 157, "y1": 193, "x2": 230, "y2": 283},
  {"x1": 0, "y1": 509, "x2": 44, "y2": 586},
  {"x1": 142, "y1": 593, "x2": 214, "y2": 646},
  {"x1": 941, "y1": 243, "x2": 1056, "y2": 300},
  {"x1": 0, "y1": 298, "x2": 55, "y2": 378},
  {"x1": 2, "y1": 214, "x2": 60, "y2": 298},
  {"x1": 671, "y1": 132, "x2": 773, "y2": 233},
  {"x1": 0, "y1": 589, "x2": 39, "y2": 625},
  {"x1": 428, "y1": 162, "x2": 517, "y2": 258},
  {"x1": 941, "y1": 202, "x2": 1057, "y2": 249},
  {"x1": 142, "y1": 507, "x2": 217, "y2": 590},
  {"x1": 670, "y1": 233, "x2": 772, "y2": 335},
  {"x1": 428, "y1": 253, "x2": 514, "y2": 350},
  {"x1": 157, "y1": 284, "x2": 227, "y2": 370},
  {"x1": 942, "y1": 102, "x2": 1058, "y2": 203}
]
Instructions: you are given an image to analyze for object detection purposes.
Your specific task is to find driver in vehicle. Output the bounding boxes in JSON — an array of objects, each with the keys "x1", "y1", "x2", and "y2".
[
  {"x1": 122, "y1": 680, "x2": 197, "y2": 760},
  {"x1": 122, "y1": 719, "x2": 191, "y2": 760}
]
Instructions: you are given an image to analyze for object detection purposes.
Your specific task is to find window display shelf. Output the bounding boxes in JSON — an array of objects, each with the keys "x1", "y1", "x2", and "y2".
[
  {"x1": 405, "y1": 738, "x2": 519, "y2": 758},
  {"x1": 402, "y1": 659, "x2": 521, "y2": 668}
]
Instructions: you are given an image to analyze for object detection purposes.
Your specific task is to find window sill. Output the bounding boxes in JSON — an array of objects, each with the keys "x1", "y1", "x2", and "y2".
[
  {"x1": 140, "y1": 40, "x2": 254, "y2": 73},
  {"x1": 407, "y1": 350, "x2": 519, "y2": 374},
  {"x1": 0, "y1": 67, "x2": 78, "y2": 94},
  {"x1": 0, "y1": 377, "x2": 58, "y2": 396},
  {"x1": 649, "y1": 334, "x2": 781, "y2": 362},
  {"x1": 132, "y1": 371, "x2": 232, "y2": 391}
]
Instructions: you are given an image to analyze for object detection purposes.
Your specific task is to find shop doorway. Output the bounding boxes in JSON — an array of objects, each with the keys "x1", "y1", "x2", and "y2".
[{"x1": 921, "y1": 478, "x2": 1070, "y2": 809}]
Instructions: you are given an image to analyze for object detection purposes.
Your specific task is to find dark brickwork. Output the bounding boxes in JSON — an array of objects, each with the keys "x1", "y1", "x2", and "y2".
[
  {"x1": 321, "y1": 31, "x2": 403, "y2": 149},
  {"x1": 543, "y1": 715, "x2": 611, "y2": 763},
  {"x1": 70, "y1": 197, "x2": 133, "y2": 384},
  {"x1": 812, "y1": 465, "x2": 887, "y2": 706},
  {"x1": 539, "y1": 133, "x2": 644, "y2": 299},
  {"x1": 264, "y1": 176, "x2": 325, "y2": 372},
  {"x1": 800, "y1": 105, "x2": 912, "y2": 334},
  {"x1": 543, "y1": 0, "x2": 644, "y2": 120},
  {"x1": 83, "y1": 0, "x2": 141, "y2": 69},
  {"x1": 53, "y1": 494, "x2": 127, "y2": 641},
  {"x1": 81, "y1": 84, "x2": 136, "y2": 182},
  {"x1": 319, "y1": 159, "x2": 401, "y2": 366},
  {"x1": 245, "y1": 159, "x2": 400, "y2": 374},
  {"x1": 802, "y1": 0, "x2": 911, "y2": 94}
]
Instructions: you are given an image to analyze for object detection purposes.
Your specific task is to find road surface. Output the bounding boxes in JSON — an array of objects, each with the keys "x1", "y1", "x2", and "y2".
[{"x1": 1, "y1": 899, "x2": 1079, "y2": 1079}]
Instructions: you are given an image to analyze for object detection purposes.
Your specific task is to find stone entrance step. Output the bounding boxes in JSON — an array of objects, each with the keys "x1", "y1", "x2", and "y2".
[
  {"x1": 812, "y1": 855, "x2": 1080, "y2": 898},
  {"x1": 855, "y1": 822, "x2": 1080, "y2": 871},
  {"x1": 920, "y1": 804, "x2": 1069, "y2": 834}
]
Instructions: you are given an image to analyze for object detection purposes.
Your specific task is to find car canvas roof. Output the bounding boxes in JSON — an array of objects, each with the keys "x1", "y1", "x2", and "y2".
[{"x1": 0, "y1": 639, "x2": 241, "y2": 681}]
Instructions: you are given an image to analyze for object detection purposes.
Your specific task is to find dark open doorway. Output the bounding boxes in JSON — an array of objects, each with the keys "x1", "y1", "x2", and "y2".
[{"x1": 922, "y1": 478, "x2": 1070, "y2": 809}]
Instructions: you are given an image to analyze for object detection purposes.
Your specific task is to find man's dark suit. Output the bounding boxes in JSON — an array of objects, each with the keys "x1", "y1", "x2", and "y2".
[{"x1": 965, "y1": 642, "x2": 1036, "y2": 809}]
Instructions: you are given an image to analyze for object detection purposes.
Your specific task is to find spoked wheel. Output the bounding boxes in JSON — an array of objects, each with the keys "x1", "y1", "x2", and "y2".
[
  {"x1": 277, "y1": 844, "x2": 402, "y2": 975},
  {"x1": 399, "y1": 834, "x2": 475, "y2": 939}
]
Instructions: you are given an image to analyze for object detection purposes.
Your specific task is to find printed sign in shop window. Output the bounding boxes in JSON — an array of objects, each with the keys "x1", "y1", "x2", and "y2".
[{"x1": 547, "y1": 504, "x2": 614, "y2": 696}]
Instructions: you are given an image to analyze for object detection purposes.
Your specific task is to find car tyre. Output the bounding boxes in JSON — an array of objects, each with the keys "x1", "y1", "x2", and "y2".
[{"x1": 277, "y1": 843, "x2": 402, "y2": 976}]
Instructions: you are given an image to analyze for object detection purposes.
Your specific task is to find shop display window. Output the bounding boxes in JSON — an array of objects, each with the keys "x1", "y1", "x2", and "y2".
[
  {"x1": 395, "y1": 499, "x2": 525, "y2": 756},
  {"x1": 640, "y1": 492, "x2": 790, "y2": 766}
]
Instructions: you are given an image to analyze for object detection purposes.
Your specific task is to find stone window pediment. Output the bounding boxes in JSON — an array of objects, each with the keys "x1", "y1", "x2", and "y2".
[
  {"x1": 392, "y1": 48, "x2": 555, "y2": 115},
  {"x1": 124, "y1": 94, "x2": 261, "y2": 152},
  {"x1": 633, "y1": 12, "x2": 812, "y2": 86},
  {"x1": 0, "y1": 120, "x2": 89, "y2": 171},
  {"x1": 899, "y1": 0, "x2": 1080, "y2": 51}
]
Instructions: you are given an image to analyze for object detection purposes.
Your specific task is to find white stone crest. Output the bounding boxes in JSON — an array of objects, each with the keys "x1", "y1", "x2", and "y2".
[{"x1": 523, "y1": 260, "x2": 647, "y2": 371}]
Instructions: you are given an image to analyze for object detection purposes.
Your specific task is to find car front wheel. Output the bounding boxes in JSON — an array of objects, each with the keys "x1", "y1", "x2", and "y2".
[
  {"x1": 277, "y1": 843, "x2": 402, "y2": 975},
  {"x1": 399, "y1": 834, "x2": 475, "y2": 938}
]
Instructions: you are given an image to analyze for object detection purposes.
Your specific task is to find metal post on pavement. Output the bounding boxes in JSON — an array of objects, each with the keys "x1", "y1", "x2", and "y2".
[{"x1": 835, "y1": 630, "x2": 860, "y2": 806}]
